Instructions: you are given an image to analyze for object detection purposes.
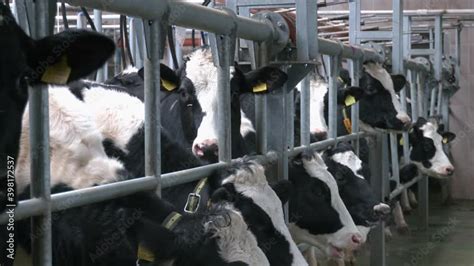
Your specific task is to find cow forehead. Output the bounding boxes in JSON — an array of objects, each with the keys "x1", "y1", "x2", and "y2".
[
  {"x1": 330, "y1": 151, "x2": 364, "y2": 179},
  {"x1": 420, "y1": 122, "x2": 441, "y2": 141}
]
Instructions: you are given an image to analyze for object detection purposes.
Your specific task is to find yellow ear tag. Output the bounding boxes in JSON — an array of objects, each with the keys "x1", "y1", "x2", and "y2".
[
  {"x1": 399, "y1": 138, "x2": 404, "y2": 146},
  {"x1": 345, "y1": 95, "x2": 356, "y2": 107},
  {"x1": 41, "y1": 55, "x2": 71, "y2": 85},
  {"x1": 442, "y1": 137, "x2": 448, "y2": 144},
  {"x1": 137, "y1": 244, "x2": 155, "y2": 262},
  {"x1": 253, "y1": 83, "x2": 267, "y2": 93},
  {"x1": 161, "y1": 79, "x2": 177, "y2": 91}
]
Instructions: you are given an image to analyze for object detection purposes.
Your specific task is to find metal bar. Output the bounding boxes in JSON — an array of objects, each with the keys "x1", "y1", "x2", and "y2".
[
  {"x1": 296, "y1": 0, "x2": 318, "y2": 146},
  {"x1": 390, "y1": 175, "x2": 423, "y2": 199},
  {"x1": 355, "y1": 31, "x2": 392, "y2": 40},
  {"x1": 418, "y1": 175, "x2": 429, "y2": 230},
  {"x1": 1, "y1": 131, "x2": 370, "y2": 225},
  {"x1": 144, "y1": 20, "x2": 162, "y2": 196},
  {"x1": 390, "y1": 133, "x2": 400, "y2": 185},
  {"x1": 410, "y1": 49, "x2": 435, "y2": 56},
  {"x1": 215, "y1": 32, "x2": 234, "y2": 163},
  {"x1": 76, "y1": 12, "x2": 86, "y2": 29},
  {"x1": 327, "y1": 55, "x2": 340, "y2": 139},
  {"x1": 66, "y1": 0, "x2": 275, "y2": 42},
  {"x1": 430, "y1": 86, "x2": 437, "y2": 116},
  {"x1": 369, "y1": 133, "x2": 386, "y2": 266},
  {"x1": 434, "y1": 15, "x2": 443, "y2": 81},
  {"x1": 349, "y1": 0, "x2": 361, "y2": 154},
  {"x1": 29, "y1": 1, "x2": 53, "y2": 265},
  {"x1": 392, "y1": 0, "x2": 403, "y2": 74},
  {"x1": 288, "y1": 133, "x2": 368, "y2": 158},
  {"x1": 437, "y1": 82, "x2": 443, "y2": 115},
  {"x1": 94, "y1": 10, "x2": 106, "y2": 82},
  {"x1": 255, "y1": 42, "x2": 269, "y2": 154},
  {"x1": 318, "y1": 38, "x2": 383, "y2": 62},
  {"x1": 317, "y1": 9, "x2": 474, "y2": 16},
  {"x1": 410, "y1": 71, "x2": 419, "y2": 120}
]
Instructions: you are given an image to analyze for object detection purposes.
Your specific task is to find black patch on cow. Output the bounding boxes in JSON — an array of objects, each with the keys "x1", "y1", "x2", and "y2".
[
  {"x1": 323, "y1": 148, "x2": 380, "y2": 227},
  {"x1": 288, "y1": 155, "x2": 343, "y2": 235},
  {"x1": 212, "y1": 183, "x2": 293, "y2": 266}
]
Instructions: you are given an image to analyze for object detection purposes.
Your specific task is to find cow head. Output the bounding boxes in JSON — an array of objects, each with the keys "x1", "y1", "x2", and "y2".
[
  {"x1": 358, "y1": 62, "x2": 411, "y2": 132},
  {"x1": 0, "y1": 3, "x2": 114, "y2": 163},
  {"x1": 186, "y1": 48, "x2": 287, "y2": 162},
  {"x1": 409, "y1": 117, "x2": 455, "y2": 178},
  {"x1": 210, "y1": 159, "x2": 306, "y2": 266},
  {"x1": 105, "y1": 63, "x2": 204, "y2": 148},
  {"x1": 288, "y1": 149, "x2": 362, "y2": 259},
  {"x1": 323, "y1": 142, "x2": 391, "y2": 243}
]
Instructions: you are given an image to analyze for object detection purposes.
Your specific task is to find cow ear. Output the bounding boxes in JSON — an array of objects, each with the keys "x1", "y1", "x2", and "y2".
[
  {"x1": 243, "y1": 66, "x2": 288, "y2": 94},
  {"x1": 338, "y1": 86, "x2": 365, "y2": 107},
  {"x1": 271, "y1": 180, "x2": 292, "y2": 204},
  {"x1": 210, "y1": 187, "x2": 236, "y2": 204},
  {"x1": 441, "y1": 132, "x2": 456, "y2": 144},
  {"x1": 137, "y1": 67, "x2": 144, "y2": 79},
  {"x1": 391, "y1": 74, "x2": 406, "y2": 92},
  {"x1": 160, "y1": 63, "x2": 179, "y2": 92},
  {"x1": 29, "y1": 30, "x2": 115, "y2": 84},
  {"x1": 175, "y1": 60, "x2": 187, "y2": 80}
]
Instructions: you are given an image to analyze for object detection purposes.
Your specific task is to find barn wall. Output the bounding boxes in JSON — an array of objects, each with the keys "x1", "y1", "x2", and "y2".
[{"x1": 322, "y1": 0, "x2": 474, "y2": 199}]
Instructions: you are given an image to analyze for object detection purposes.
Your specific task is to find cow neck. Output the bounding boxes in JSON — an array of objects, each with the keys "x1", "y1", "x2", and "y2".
[{"x1": 137, "y1": 211, "x2": 183, "y2": 264}]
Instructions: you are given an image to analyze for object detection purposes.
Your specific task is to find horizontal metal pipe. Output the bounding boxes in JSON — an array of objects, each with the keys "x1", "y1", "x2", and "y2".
[
  {"x1": 389, "y1": 175, "x2": 423, "y2": 200},
  {"x1": 0, "y1": 199, "x2": 45, "y2": 223},
  {"x1": 318, "y1": 38, "x2": 383, "y2": 62},
  {"x1": 318, "y1": 9, "x2": 474, "y2": 16},
  {"x1": 66, "y1": 0, "x2": 274, "y2": 42},
  {"x1": 289, "y1": 133, "x2": 369, "y2": 158}
]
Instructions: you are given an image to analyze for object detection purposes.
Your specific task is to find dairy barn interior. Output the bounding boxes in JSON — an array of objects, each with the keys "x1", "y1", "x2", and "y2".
[{"x1": 1, "y1": 0, "x2": 474, "y2": 265}]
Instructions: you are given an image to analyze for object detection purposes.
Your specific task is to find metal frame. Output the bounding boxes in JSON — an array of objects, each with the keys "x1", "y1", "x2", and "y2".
[{"x1": 4, "y1": 1, "x2": 462, "y2": 266}]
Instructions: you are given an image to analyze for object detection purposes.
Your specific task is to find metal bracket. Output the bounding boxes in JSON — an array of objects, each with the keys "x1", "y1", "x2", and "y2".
[{"x1": 252, "y1": 11, "x2": 290, "y2": 58}]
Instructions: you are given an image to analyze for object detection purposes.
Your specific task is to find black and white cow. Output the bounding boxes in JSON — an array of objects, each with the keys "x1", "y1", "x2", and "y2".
[
  {"x1": 105, "y1": 63, "x2": 204, "y2": 149},
  {"x1": 0, "y1": 3, "x2": 115, "y2": 209},
  {"x1": 287, "y1": 149, "x2": 363, "y2": 259},
  {"x1": 184, "y1": 48, "x2": 288, "y2": 162},
  {"x1": 300, "y1": 63, "x2": 411, "y2": 141},
  {"x1": 409, "y1": 117, "x2": 455, "y2": 178}
]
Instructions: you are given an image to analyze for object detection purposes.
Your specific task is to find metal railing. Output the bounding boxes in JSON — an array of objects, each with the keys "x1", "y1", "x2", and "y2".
[{"x1": 4, "y1": 1, "x2": 461, "y2": 266}]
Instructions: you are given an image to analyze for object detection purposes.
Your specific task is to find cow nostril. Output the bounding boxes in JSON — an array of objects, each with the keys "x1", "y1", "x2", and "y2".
[
  {"x1": 193, "y1": 144, "x2": 204, "y2": 157},
  {"x1": 351, "y1": 234, "x2": 362, "y2": 245},
  {"x1": 446, "y1": 167, "x2": 454, "y2": 176}
]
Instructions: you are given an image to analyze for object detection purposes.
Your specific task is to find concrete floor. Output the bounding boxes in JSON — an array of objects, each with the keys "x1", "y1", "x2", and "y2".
[{"x1": 357, "y1": 198, "x2": 474, "y2": 266}]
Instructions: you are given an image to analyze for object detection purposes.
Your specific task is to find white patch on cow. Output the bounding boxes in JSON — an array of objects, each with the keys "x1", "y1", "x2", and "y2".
[
  {"x1": 209, "y1": 205, "x2": 269, "y2": 265},
  {"x1": 301, "y1": 153, "x2": 361, "y2": 251},
  {"x1": 297, "y1": 77, "x2": 329, "y2": 134},
  {"x1": 330, "y1": 151, "x2": 364, "y2": 179},
  {"x1": 413, "y1": 122, "x2": 454, "y2": 178},
  {"x1": 16, "y1": 86, "x2": 125, "y2": 193},
  {"x1": 363, "y1": 62, "x2": 411, "y2": 125},
  {"x1": 82, "y1": 86, "x2": 145, "y2": 152},
  {"x1": 223, "y1": 162, "x2": 307, "y2": 266},
  {"x1": 186, "y1": 49, "x2": 220, "y2": 151},
  {"x1": 122, "y1": 66, "x2": 139, "y2": 74},
  {"x1": 240, "y1": 110, "x2": 256, "y2": 137}
]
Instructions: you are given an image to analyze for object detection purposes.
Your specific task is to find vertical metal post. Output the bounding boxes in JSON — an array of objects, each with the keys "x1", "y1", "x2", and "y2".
[
  {"x1": 134, "y1": 19, "x2": 145, "y2": 69},
  {"x1": 328, "y1": 55, "x2": 340, "y2": 139},
  {"x1": 369, "y1": 134, "x2": 386, "y2": 266},
  {"x1": 434, "y1": 15, "x2": 443, "y2": 115},
  {"x1": 392, "y1": 0, "x2": 403, "y2": 75},
  {"x1": 129, "y1": 17, "x2": 137, "y2": 67},
  {"x1": 418, "y1": 73, "x2": 426, "y2": 118},
  {"x1": 296, "y1": 0, "x2": 318, "y2": 146},
  {"x1": 349, "y1": 0, "x2": 361, "y2": 154},
  {"x1": 144, "y1": 20, "x2": 162, "y2": 196},
  {"x1": 410, "y1": 71, "x2": 419, "y2": 120},
  {"x1": 94, "y1": 9, "x2": 106, "y2": 82},
  {"x1": 255, "y1": 42, "x2": 268, "y2": 154},
  {"x1": 76, "y1": 12, "x2": 86, "y2": 29},
  {"x1": 214, "y1": 33, "x2": 234, "y2": 163},
  {"x1": 454, "y1": 25, "x2": 462, "y2": 87},
  {"x1": 430, "y1": 87, "x2": 437, "y2": 116},
  {"x1": 350, "y1": 60, "x2": 360, "y2": 153},
  {"x1": 114, "y1": 33, "x2": 122, "y2": 75},
  {"x1": 29, "y1": 1, "x2": 53, "y2": 265}
]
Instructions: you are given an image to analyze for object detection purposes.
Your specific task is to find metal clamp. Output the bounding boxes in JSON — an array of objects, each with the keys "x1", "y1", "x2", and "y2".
[{"x1": 184, "y1": 192, "x2": 202, "y2": 213}]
